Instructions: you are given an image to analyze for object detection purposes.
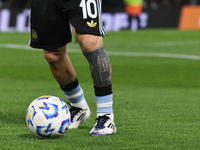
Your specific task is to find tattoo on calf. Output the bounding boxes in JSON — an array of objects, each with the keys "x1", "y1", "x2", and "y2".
[{"x1": 83, "y1": 47, "x2": 112, "y2": 87}]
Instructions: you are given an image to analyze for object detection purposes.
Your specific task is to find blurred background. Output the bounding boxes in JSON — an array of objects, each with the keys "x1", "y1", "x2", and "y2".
[
  {"x1": 0, "y1": 0, "x2": 199, "y2": 9},
  {"x1": 0, "y1": 0, "x2": 200, "y2": 32}
]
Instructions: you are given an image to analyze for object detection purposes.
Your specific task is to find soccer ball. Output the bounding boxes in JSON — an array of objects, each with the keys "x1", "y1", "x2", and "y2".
[{"x1": 26, "y1": 95, "x2": 70, "y2": 138}]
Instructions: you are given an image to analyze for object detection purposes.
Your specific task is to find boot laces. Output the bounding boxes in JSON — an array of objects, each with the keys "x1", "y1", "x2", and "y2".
[
  {"x1": 95, "y1": 114, "x2": 110, "y2": 129},
  {"x1": 68, "y1": 102, "x2": 82, "y2": 122}
]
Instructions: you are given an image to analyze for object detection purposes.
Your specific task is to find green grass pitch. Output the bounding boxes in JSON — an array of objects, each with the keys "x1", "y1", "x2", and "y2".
[{"x1": 0, "y1": 29, "x2": 200, "y2": 149}]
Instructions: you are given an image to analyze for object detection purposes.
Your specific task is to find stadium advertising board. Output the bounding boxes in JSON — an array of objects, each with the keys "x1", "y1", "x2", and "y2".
[
  {"x1": 179, "y1": 5, "x2": 200, "y2": 30},
  {"x1": 0, "y1": 8, "x2": 148, "y2": 32},
  {"x1": 0, "y1": 9, "x2": 30, "y2": 32},
  {"x1": 144, "y1": 8, "x2": 181, "y2": 28},
  {"x1": 1, "y1": 7, "x2": 199, "y2": 32}
]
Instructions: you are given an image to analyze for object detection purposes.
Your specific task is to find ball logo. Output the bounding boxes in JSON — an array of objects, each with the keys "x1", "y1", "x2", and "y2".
[
  {"x1": 52, "y1": 97, "x2": 60, "y2": 104},
  {"x1": 36, "y1": 115, "x2": 44, "y2": 124}
]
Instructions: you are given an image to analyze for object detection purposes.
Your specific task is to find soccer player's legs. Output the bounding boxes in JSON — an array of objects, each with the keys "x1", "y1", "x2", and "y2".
[
  {"x1": 30, "y1": 0, "x2": 90, "y2": 129},
  {"x1": 68, "y1": 0, "x2": 116, "y2": 135},
  {"x1": 44, "y1": 46, "x2": 90, "y2": 129},
  {"x1": 43, "y1": 46, "x2": 76, "y2": 86}
]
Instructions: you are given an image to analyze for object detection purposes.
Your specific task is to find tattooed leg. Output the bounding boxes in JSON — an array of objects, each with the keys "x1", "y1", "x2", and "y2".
[
  {"x1": 83, "y1": 47, "x2": 112, "y2": 87},
  {"x1": 84, "y1": 46, "x2": 114, "y2": 127}
]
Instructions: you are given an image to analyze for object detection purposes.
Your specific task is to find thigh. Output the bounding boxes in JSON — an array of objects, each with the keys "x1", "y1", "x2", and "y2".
[
  {"x1": 30, "y1": 0, "x2": 71, "y2": 50},
  {"x1": 67, "y1": 0, "x2": 107, "y2": 36}
]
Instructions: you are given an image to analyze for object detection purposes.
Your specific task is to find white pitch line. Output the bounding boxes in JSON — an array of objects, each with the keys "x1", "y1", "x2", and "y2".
[
  {"x1": 0, "y1": 43, "x2": 200, "y2": 60},
  {"x1": 105, "y1": 40, "x2": 200, "y2": 47},
  {"x1": 106, "y1": 51, "x2": 200, "y2": 60},
  {"x1": 150, "y1": 41, "x2": 200, "y2": 47},
  {"x1": 0, "y1": 43, "x2": 40, "y2": 51}
]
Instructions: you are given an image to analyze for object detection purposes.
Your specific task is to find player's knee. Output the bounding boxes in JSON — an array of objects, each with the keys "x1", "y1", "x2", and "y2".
[
  {"x1": 80, "y1": 38, "x2": 96, "y2": 52},
  {"x1": 77, "y1": 35, "x2": 102, "y2": 52},
  {"x1": 44, "y1": 52, "x2": 57, "y2": 64},
  {"x1": 44, "y1": 47, "x2": 65, "y2": 64}
]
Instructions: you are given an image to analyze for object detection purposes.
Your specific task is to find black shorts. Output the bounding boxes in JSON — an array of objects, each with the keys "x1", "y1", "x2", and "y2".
[{"x1": 29, "y1": 0, "x2": 106, "y2": 50}]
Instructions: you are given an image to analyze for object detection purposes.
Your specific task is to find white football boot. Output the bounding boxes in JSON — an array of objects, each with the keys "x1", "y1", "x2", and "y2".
[
  {"x1": 68, "y1": 103, "x2": 91, "y2": 129},
  {"x1": 89, "y1": 114, "x2": 116, "y2": 136}
]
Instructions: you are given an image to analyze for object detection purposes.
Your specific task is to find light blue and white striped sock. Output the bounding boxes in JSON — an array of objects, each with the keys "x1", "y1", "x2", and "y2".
[
  {"x1": 63, "y1": 85, "x2": 89, "y2": 109},
  {"x1": 96, "y1": 94, "x2": 114, "y2": 120}
]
